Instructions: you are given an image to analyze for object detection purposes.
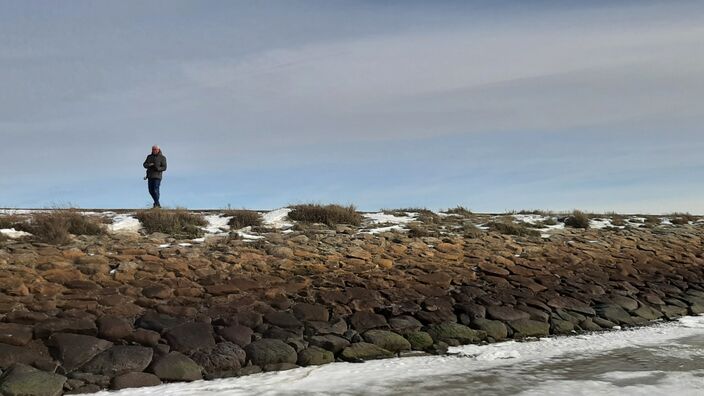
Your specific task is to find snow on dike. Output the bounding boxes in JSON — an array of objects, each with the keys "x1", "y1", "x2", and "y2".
[{"x1": 83, "y1": 316, "x2": 704, "y2": 396}]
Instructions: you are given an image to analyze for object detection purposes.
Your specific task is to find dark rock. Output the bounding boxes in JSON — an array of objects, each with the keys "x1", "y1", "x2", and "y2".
[
  {"x1": 164, "y1": 322, "x2": 216, "y2": 353},
  {"x1": 48, "y1": 333, "x2": 113, "y2": 373},
  {"x1": 426, "y1": 323, "x2": 486, "y2": 344},
  {"x1": 388, "y1": 315, "x2": 423, "y2": 335},
  {"x1": 292, "y1": 303, "x2": 329, "y2": 322},
  {"x1": 550, "y1": 319, "x2": 575, "y2": 335},
  {"x1": 229, "y1": 311, "x2": 263, "y2": 329},
  {"x1": 264, "y1": 312, "x2": 303, "y2": 329},
  {"x1": 80, "y1": 345, "x2": 153, "y2": 376},
  {"x1": 546, "y1": 296, "x2": 596, "y2": 316},
  {"x1": 0, "y1": 323, "x2": 33, "y2": 346},
  {"x1": 633, "y1": 305, "x2": 663, "y2": 321},
  {"x1": 350, "y1": 311, "x2": 388, "y2": 333},
  {"x1": 341, "y1": 342, "x2": 394, "y2": 361},
  {"x1": 611, "y1": 295, "x2": 639, "y2": 311},
  {"x1": 244, "y1": 339, "x2": 297, "y2": 366},
  {"x1": 136, "y1": 311, "x2": 187, "y2": 333},
  {"x1": 67, "y1": 372, "x2": 110, "y2": 387},
  {"x1": 0, "y1": 363, "x2": 66, "y2": 396},
  {"x1": 149, "y1": 352, "x2": 203, "y2": 381},
  {"x1": 592, "y1": 317, "x2": 617, "y2": 329},
  {"x1": 508, "y1": 319, "x2": 550, "y2": 337},
  {"x1": 405, "y1": 331, "x2": 433, "y2": 350},
  {"x1": 660, "y1": 305, "x2": 688, "y2": 319},
  {"x1": 470, "y1": 318, "x2": 508, "y2": 341},
  {"x1": 455, "y1": 303, "x2": 486, "y2": 320},
  {"x1": 129, "y1": 328, "x2": 161, "y2": 346},
  {"x1": 111, "y1": 372, "x2": 162, "y2": 390},
  {"x1": 190, "y1": 342, "x2": 246, "y2": 375},
  {"x1": 304, "y1": 318, "x2": 347, "y2": 336},
  {"x1": 579, "y1": 318, "x2": 603, "y2": 331},
  {"x1": 4, "y1": 312, "x2": 49, "y2": 325},
  {"x1": 34, "y1": 318, "x2": 97, "y2": 339},
  {"x1": 514, "y1": 305, "x2": 550, "y2": 322},
  {"x1": 97, "y1": 316, "x2": 133, "y2": 341},
  {"x1": 308, "y1": 335, "x2": 350, "y2": 354},
  {"x1": 596, "y1": 304, "x2": 634, "y2": 325},
  {"x1": 416, "y1": 309, "x2": 457, "y2": 324},
  {"x1": 218, "y1": 325, "x2": 253, "y2": 347},
  {"x1": 362, "y1": 330, "x2": 411, "y2": 353},
  {"x1": 297, "y1": 346, "x2": 334, "y2": 366},
  {"x1": 486, "y1": 306, "x2": 530, "y2": 322}
]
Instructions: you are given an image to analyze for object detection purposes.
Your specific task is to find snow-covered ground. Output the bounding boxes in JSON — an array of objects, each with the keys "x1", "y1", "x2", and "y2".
[
  {"x1": 83, "y1": 315, "x2": 704, "y2": 396},
  {"x1": 362, "y1": 212, "x2": 417, "y2": 234}
]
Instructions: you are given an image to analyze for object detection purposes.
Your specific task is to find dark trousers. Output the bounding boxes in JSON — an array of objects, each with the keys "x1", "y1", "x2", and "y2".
[{"x1": 148, "y1": 178, "x2": 161, "y2": 207}]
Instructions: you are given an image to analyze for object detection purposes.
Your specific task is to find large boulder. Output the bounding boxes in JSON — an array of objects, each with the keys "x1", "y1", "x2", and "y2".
[
  {"x1": 509, "y1": 319, "x2": 550, "y2": 337},
  {"x1": 48, "y1": 333, "x2": 113, "y2": 373},
  {"x1": 97, "y1": 316, "x2": 133, "y2": 341},
  {"x1": 190, "y1": 342, "x2": 246, "y2": 375},
  {"x1": 0, "y1": 363, "x2": 66, "y2": 396},
  {"x1": 308, "y1": 335, "x2": 350, "y2": 354},
  {"x1": 164, "y1": 322, "x2": 216, "y2": 353},
  {"x1": 388, "y1": 316, "x2": 423, "y2": 335},
  {"x1": 297, "y1": 346, "x2": 334, "y2": 366},
  {"x1": 405, "y1": 331, "x2": 434, "y2": 350},
  {"x1": 349, "y1": 311, "x2": 388, "y2": 333},
  {"x1": 292, "y1": 303, "x2": 329, "y2": 322},
  {"x1": 595, "y1": 304, "x2": 634, "y2": 325},
  {"x1": 136, "y1": 312, "x2": 188, "y2": 333},
  {"x1": 341, "y1": 342, "x2": 394, "y2": 361},
  {"x1": 149, "y1": 352, "x2": 203, "y2": 382},
  {"x1": 217, "y1": 325, "x2": 253, "y2": 347},
  {"x1": 244, "y1": 339, "x2": 297, "y2": 367},
  {"x1": 426, "y1": 323, "x2": 486, "y2": 344},
  {"x1": 111, "y1": 372, "x2": 162, "y2": 390},
  {"x1": 80, "y1": 345, "x2": 154, "y2": 376},
  {"x1": 362, "y1": 330, "x2": 411, "y2": 353},
  {"x1": 0, "y1": 343, "x2": 52, "y2": 370},
  {"x1": 486, "y1": 306, "x2": 530, "y2": 322},
  {"x1": 0, "y1": 323, "x2": 33, "y2": 346},
  {"x1": 470, "y1": 319, "x2": 508, "y2": 341}
]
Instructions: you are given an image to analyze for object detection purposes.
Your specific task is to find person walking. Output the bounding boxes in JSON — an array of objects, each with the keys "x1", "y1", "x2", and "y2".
[{"x1": 143, "y1": 145, "x2": 167, "y2": 208}]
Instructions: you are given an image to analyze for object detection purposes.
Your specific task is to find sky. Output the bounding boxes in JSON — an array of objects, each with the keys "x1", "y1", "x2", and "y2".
[{"x1": 1, "y1": 0, "x2": 703, "y2": 213}]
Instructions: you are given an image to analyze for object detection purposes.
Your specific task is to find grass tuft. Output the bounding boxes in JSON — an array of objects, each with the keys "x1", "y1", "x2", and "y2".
[
  {"x1": 288, "y1": 204, "x2": 362, "y2": 227},
  {"x1": 444, "y1": 206, "x2": 473, "y2": 216},
  {"x1": 28, "y1": 210, "x2": 106, "y2": 244},
  {"x1": 564, "y1": 210, "x2": 590, "y2": 229},
  {"x1": 487, "y1": 218, "x2": 541, "y2": 237},
  {"x1": 135, "y1": 208, "x2": 207, "y2": 238},
  {"x1": 226, "y1": 210, "x2": 263, "y2": 229}
]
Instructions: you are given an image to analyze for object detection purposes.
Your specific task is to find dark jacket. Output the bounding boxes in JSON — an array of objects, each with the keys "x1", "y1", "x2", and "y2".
[{"x1": 143, "y1": 152, "x2": 167, "y2": 179}]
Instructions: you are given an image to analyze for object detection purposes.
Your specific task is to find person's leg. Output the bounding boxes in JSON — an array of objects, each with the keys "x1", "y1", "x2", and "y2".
[
  {"x1": 148, "y1": 178, "x2": 158, "y2": 207},
  {"x1": 153, "y1": 178, "x2": 161, "y2": 208}
]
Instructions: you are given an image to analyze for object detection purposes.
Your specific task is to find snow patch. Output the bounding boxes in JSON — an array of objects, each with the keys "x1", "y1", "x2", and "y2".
[
  {"x1": 108, "y1": 214, "x2": 142, "y2": 233},
  {"x1": 262, "y1": 208, "x2": 293, "y2": 229},
  {"x1": 0, "y1": 228, "x2": 32, "y2": 238}
]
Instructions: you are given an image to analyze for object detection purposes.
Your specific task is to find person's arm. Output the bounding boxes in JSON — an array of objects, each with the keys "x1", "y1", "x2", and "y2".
[
  {"x1": 157, "y1": 156, "x2": 167, "y2": 172},
  {"x1": 143, "y1": 156, "x2": 154, "y2": 169}
]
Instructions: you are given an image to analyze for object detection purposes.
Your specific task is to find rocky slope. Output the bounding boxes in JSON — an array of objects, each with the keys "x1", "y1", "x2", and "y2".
[{"x1": 0, "y1": 211, "x2": 703, "y2": 395}]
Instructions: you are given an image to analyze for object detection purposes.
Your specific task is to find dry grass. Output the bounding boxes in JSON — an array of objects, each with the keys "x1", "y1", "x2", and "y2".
[
  {"x1": 669, "y1": 212, "x2": 696, "y2": 225},
  {"x1": 226, "y1": 210, "x2": 263, "y2": 229},
  {"x1": 135, "y1": 208, "x2": 207, "y2": 238},
  {"x1": 407, "y1": 223, "x2": 431, "y2": 238},
  {"x1": 288, "y1": 204, "x2": 362, "y2": 226},
  {"x1": 487, "y1": 219, "x2": 540, "y2": 237},
  {"x1": 0, "y1": 214, "x2": 27, "y2": 230},
  {"x1": 462, "y1": 222, "x2": 483, "y2": 238},
  {"x1": 28, "y1": 210, "x2": 106, "y2": 244},
  {"x1": 564, "y1": 210, "x2": 590, "y2": 229},
  {"x1": 444, "y1": 206, "x2": 473, "y2": 216}
]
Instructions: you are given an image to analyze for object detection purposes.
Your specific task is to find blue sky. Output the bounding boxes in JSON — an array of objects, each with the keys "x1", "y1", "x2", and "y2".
[{"x1": 1, "y1": 0, "x2": 703, "y2": 213}]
